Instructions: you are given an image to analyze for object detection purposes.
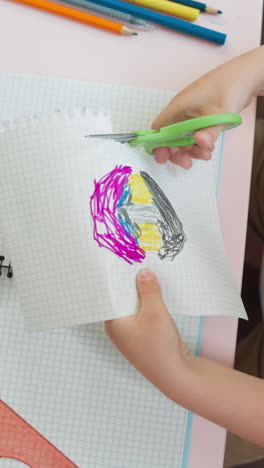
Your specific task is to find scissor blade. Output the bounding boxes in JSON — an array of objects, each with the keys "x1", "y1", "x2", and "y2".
[{"x1": 87, "y1": 133, "x2": 137, "y2": 143}]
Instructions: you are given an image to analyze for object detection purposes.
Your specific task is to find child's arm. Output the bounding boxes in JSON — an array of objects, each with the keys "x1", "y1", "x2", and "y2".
[
  {"x1": 152, "y1": 45, "x2": 264, "y2": 168},
  {"x1": 106, "y1": 49, "x2": 264, "y2": 444},
  {"x1": 105, "y1": 270, "x2": 264, "y2": 447}
]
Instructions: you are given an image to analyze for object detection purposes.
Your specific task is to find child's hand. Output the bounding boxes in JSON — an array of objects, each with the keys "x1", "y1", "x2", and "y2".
[
  {"x1": 152, "y1": 46, "x2": 264, "y2": 168},
  {"x1": 105, "y1": 269, "x2": 188, "y2": 399},
  {"x1": 105, "y1": 269, "x2": 264, "y2": 446}
]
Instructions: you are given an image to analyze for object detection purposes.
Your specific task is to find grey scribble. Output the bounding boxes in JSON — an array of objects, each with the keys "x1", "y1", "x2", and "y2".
[
  {"x1": 140, "y1": 171, "x2": 186, "y2": 260},
  {"x1": 118, "y1": 171, "x2": 186, "y2": 261}
]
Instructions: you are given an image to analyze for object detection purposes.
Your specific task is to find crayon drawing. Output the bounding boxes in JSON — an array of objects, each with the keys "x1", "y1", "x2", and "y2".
[{"x1": 90, "y1": 165, "x2": 186, "y2": 264}]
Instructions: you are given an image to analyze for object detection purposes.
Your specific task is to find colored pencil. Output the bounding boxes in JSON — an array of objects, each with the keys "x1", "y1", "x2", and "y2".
[
  {"x1": 168, "y1": 0, "x2": 222, "y2": 14},
  {"x1": 128, "y1": 0, "x2": 199, "y2": 21},
  {"x1": 10, "y1": 0, "x2": 138, "y2": 35},
  {"x1": 61, "y1": 0, "x2": 156, "y2": 29},
  {"x1": 83, "y1": 0, "x2": 226, "y2": 44}
]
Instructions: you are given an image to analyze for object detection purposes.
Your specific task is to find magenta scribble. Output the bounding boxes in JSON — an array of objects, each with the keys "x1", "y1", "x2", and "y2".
[{"x1": 90, "y1": 165, "x2": 145, "y2": 264}]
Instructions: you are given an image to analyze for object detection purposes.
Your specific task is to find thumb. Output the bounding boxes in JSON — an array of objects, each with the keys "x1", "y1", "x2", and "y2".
[
  {"x1": 136, "y1": 269, "x2": 168, "y2": 318},
  {"x1": 151, "y1": 101, "x2": 188, "y2": 131}
]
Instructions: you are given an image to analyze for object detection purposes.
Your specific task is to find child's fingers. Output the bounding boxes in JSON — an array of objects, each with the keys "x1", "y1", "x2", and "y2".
[
  {"x1": 155, "y1": 145, "x2": 213, "y2": 167},
  {"x1": 194, "y1": 125, "x2": 223, "y2": 149},
  {"x1": 185, "y1": 146, "x2": 213, "y2": 161},
  {"x1": 170, "y1": 152, "x2": 193, "y2": 169},
  {"x1": 154, "y1": 147, "x2": 170, "y2": 164},
  {"x1": 153, "y1": 125, "x2": 222, "y2": 167}
]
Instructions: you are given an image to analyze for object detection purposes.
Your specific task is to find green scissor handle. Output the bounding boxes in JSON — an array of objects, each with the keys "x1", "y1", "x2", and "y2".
[{"x1": 129, "y1": 113, "x2": 242, "y2": 155}]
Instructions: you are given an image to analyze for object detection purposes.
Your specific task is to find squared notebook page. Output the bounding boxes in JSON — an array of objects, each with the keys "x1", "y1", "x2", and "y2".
[
  {"x1": 0, "y1": 108, "x2": 246, "y2": 331},
  {"x1": 0, "y1": 277, "x2": 201, "y2": 468},
  {"x1": 0, "y1": 73, "x2": 238, "y2": 468}
]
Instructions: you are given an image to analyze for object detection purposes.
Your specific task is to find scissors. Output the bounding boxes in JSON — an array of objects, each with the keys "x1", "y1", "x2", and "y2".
[{"x1": 88, "y1": 113, "x2": 242, "y2": 155}]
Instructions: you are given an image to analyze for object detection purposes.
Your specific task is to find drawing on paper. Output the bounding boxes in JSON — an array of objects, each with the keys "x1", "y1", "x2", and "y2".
[{"x1": 90, "y1": 165, "x2": 186, "y2": 264}]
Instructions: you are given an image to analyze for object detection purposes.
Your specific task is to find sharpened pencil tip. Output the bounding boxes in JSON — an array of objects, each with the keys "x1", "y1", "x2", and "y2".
[{"x1": 218, "y1": 10, "x2": 223, "y2": 14}]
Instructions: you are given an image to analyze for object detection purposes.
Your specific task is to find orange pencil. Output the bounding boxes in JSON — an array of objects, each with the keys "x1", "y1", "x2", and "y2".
[{"x1": 9, "y1": 0, "x2": 138, "y2": 35}]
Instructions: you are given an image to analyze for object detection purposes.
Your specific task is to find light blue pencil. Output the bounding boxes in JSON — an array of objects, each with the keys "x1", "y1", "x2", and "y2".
[{"x1": 61, "y1": 0, "x2": 156, "y2": 29}]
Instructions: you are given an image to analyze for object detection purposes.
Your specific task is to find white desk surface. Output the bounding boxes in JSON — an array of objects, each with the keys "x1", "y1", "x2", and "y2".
[{"x1": 0, "y1": 0, "x2": 263, "y2": 466}]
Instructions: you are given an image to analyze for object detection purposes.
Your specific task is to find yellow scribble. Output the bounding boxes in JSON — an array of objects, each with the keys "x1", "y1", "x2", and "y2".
[
  {"x1": 128, "y1": 174, "x2": 152, "y2": 204},
  {"x1": 138, "y1": 223, "x2": 162, "y2": 251}
]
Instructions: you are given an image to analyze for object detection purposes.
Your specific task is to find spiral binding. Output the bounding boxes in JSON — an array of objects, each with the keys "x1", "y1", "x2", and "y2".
[{"x1": 0, "y1": 256, "x2": 13, "y2": 278}]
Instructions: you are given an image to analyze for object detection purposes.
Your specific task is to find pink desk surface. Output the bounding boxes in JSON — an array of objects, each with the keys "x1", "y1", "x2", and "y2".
[{"x1": 0, "y1": 0, "x2": 262, "y2": 466}]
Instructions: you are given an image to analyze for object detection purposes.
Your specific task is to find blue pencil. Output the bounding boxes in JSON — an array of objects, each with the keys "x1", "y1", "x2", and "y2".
[
  {"x1": 83, "y1": 0, "x2": 226, "y2": 44},
  {"x1": 168, "y1": 0, "x2": 222, "y2": 14}
]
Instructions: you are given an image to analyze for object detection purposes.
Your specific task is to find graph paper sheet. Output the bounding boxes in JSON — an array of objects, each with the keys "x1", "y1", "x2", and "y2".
[
  {"x1": 0, "y1": 73, "x2": 245, "y2": 467},
  {"x1": 0, "y1": 271, "x2": 201, "y2": 468},
  {"x1": 0, "y1": 75, "x2": 246, "y2": 332}
]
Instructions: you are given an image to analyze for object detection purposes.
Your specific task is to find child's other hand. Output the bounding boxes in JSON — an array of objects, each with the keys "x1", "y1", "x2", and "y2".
[
  {"x1": 105, "y1": 269, "x2": 188, "y2": 399},
  {"x1": 152, "y1": 47, "x2": 264, "y2": 168},
  {"x1": 105, "y1": 268, "x2": 264, "y2": 446}
]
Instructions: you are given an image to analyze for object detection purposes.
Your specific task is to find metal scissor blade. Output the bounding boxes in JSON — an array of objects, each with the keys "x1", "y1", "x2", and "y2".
[{"x1": 86, "y1": 133, "x2": 137, "y2": 143}]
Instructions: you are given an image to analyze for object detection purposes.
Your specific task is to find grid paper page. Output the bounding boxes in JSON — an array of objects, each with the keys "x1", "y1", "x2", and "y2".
[
  {"x1": 0, "y1": 108, "x2": 246, "y2": 331},
  {"x1": 0, "y1": 276, "x2": 200, "y2": 468},
  {"x1": 0, "y1": 73, "x2": 242, "y2": 468}
]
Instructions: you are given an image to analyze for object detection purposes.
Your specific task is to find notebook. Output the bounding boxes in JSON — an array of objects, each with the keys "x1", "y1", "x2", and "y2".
[{"x1": 0, "y1": 73, "x2": 245, "y2": 467}]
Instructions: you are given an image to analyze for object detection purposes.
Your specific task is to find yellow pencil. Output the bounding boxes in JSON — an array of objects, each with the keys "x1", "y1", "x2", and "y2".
[
  {"x1": 127, "y1": 0, "x2": 199, "y2": 21},
  {"x1": 9, "y1": 0, "x2": 138, "y2": 35}
]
